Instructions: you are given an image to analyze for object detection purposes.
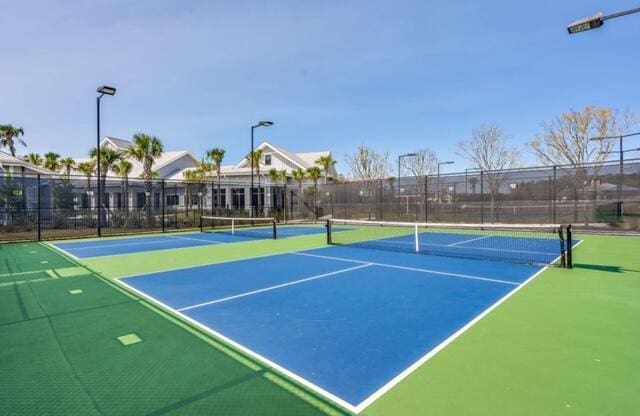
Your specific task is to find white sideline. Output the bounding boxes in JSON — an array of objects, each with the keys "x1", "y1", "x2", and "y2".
[{"x1": 177, "y1": 263, "x2": 373, "y2": 312}]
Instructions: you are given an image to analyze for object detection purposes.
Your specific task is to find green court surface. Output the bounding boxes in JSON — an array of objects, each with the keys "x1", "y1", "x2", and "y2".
[{"x1": 1, "y1": 233, "x2": 639, "y2": 415}]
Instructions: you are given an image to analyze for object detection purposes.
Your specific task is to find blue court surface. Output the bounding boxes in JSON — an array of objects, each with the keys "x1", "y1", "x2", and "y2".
[
  {"x1": 120, "y1": 244, "x2": 546, "y2": 412},
  {"x1": 51, "y1": 226, "x2": 329, "y2": 259}
]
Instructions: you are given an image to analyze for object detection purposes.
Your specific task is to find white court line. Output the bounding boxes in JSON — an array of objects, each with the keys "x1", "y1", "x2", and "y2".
[
  {"x1": 171, "y1": 235, "x2": 225, "y2": 244},
  {"x1": 292, "y1": 252, "x2": 519, "y2": 286},
  {"x1": 54, "y1": 236, "x2": 199, "y2": 251},
  {"x1": 45, "y1": 242, "x2": 80, "y2": 261},
  {"x1": 377, "y1": 238, "x2": 560, "y2": 256},
  {"x1": 178, "y1": 263, "x2": 373, "y2": 312},
  {"x1": 116, "y1": 279, "x2": 360, "y2": 413},
  {"x1": 448, "y1": 235, "x2": 493, "y2": 246},
  {"x1": 353, "y1": 264, "x2": 550, "y2": 413}
]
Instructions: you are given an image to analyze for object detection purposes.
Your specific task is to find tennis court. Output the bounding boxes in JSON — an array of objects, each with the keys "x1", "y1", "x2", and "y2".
[
  {"x1": 119, "y1": 220, "x2": 575, "y2": 413},
  {"x1": 52, "y1": 223, "x2": 331, "y2": 259}
]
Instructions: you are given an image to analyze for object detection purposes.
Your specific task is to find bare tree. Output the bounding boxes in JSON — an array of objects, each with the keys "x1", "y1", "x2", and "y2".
[
  {"x1": 346, "y1": 145, "x2": 390, "y2": 182},
  {"x1": 346, "y1": 145, "x2": 391, "y2": 219},
  {"x1": 529, "y1": 106, "x2": 633, "y2": 166},
  {"x1": 529, "y1": 106, "x2": 635, "y2": 225},
  {"x1": 456, "y1": 123, "x2": 521, "y2": 222},
  {"x1": 400, "y1": 149, "x2": 438, "y2": 217}
]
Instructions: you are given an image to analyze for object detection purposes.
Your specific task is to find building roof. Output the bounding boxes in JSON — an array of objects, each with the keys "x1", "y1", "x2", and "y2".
[
  {"x1": 0, "y1": 151, "x2": 51, "y2": 174},
  {"x1": 233, "y1": 141, "x2": 332, "y2": 171}
]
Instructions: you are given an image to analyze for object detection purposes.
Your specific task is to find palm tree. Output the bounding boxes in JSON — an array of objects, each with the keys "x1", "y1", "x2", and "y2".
[
  {"x1": 306, "y1": 166, "x2": 322, "y2": 220},
  {"x1": 292, "y1": 168, "x2": 306, "y2": 209},
  {"x1": 206, "y1": 148, "x2": 225, "y2": 209},
  {"x1": 44, "y1": 152, "x2": 61, "y2": 172},
  {"x1": 0, "y1": 125, "x2": 26, "y2": 157},
  {"x1": 127, "y1": 133, "x2": 163, "y2": 219},
  {"x1": 60, "y1": 157, "x2": 76, "y2": 177},
  {"x1": 469, "y1": 177, "x2": 479, "y2": 195},
  {"x1": 77, "y1": 161, "x2": 96, "y2": 190},
  {"x1": 90, "y1": 146, "x2": 121, "y2": 225},
  {"x1": 316, "y1": 154, "x2": 337, "y2": 184},
  {"x1": 25, "y1": 153, "x2": 43, "y2": 167},
  {"x1": 112, "y1": 160, "x2": 133, "y2": 210},
  {"x1": 77, "y1": 160, "x2": 96, "y2": 210},
  {"x1": 246, "y1": 148, "x2": 263, "y2": 214},
  {"x1": 280, "y1": 169, "x2": 288, "y2": 221}
]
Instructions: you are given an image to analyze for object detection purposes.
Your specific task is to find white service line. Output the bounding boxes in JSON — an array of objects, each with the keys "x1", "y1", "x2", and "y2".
[
  {"x1": 448, "y1": 235, "x2": 493, "y2": 246},
  {"x1": 379, "y1": 238, "x2": 559, "y2": 256},
  {"x1": 292, "y1": 252, "x2": 520, "y2": 286},
  {"x1": 56, "y1": 236, "x2": 194, "y2": 251},
  {"x1": 171, "y1": 235, "x2": 225, "y2": 244},
  {"x1": 177, "y1": 263, "x2": 373, "y2": 312}
]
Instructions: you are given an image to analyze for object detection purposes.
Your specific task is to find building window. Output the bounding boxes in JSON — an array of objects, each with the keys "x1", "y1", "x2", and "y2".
[
  {"x1": 264, "y1": 154, "x2": 272, "y2": 165},
  {"x1": 166, "y1": 195, "x2": 179, "y2": 206}
]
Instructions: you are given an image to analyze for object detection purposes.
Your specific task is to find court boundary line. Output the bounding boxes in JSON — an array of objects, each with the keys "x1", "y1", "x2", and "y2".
[
  {"x1": 53, "y1": 235, "x2": 222, "y2": 251},
  {"x1": 292, "y1": 252, "x2": 520, "y2": 286},
  {"x1": 114, "y1": 244, "x2": 573, "y2": 413},
  {"x1": 177, "y1": 263, "x2": 373, "y2": 312},
  {"x1": 45, "y1": 242, "x2": 81, "y2": 261},
  {"x1": 115, "y1": 278, "x2": 359, "y2": 413}
]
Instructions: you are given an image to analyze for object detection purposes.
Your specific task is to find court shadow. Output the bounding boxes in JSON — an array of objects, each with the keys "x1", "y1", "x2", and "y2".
[{"x1": 573, "y1": 263, "x2": 640, "y2": 274}]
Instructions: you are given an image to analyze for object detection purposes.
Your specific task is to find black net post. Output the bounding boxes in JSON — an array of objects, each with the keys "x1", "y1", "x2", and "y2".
[
  {"x1": 199, "y1": 215, "x2": 204, "y2": 232},
  {"x1": 161, "y1": 180, "x2": 166, "y2": 233},
  {"x1": 272, "y1": 219, "x2": 277, "y2": 240},
  {"x1": 37, "y1": 174, "x2": 41, "y2": 241},
  {"x1": 566, "y1": 224, "x2": 573, "y2": 269},
  {"x1": 326, "y1": 219, "x2": 332, "y2": 245}
]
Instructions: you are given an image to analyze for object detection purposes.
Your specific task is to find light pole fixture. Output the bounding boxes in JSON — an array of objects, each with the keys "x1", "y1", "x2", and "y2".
[
  {"x1": 96, "y1": 85, "x2": 116, "y2": 237},
  {"x1": 591, "y1": 132, "x2": 640, "y2": 217},
  {"x1": 250, "y1": 121, "x2": 273, "y2": 217},
  {"x1": 567, "y1": 7, "x2": 640, "y2": 34},
  {"x1": 437, "y1": 161, "x2": 454, "y2": 203},
  {"x1": 398, "y1": 153, "x2": 417, "y2": 195}
]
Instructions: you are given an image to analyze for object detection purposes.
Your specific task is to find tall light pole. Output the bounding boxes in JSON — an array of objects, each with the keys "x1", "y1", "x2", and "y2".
[
  {"x1": 398, "y1": 153, "x2": 417, "y2": 195},
  {"x1": 591, "y1": 132, "x2": 640, "y2": 217},
  {"x1": 250, "y1": 121, "x2": 273, "y2": 217},
  {"x1": 567, "y1": 7, "x2": 640, "y2": 34},
  {"x1": 96, "y1": 85, "x2": 116, "y2": 237},
  {"x1": 437, "y1": 161, "x2": 454, "y2": 203}
]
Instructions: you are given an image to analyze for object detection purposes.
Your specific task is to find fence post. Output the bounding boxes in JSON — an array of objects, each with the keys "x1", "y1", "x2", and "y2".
[
  {"x1": 37, "y1": 174, "x2": 41, "y2": 241},
  {"x1": 480, "y1": 170, "x2": 484, "y2": 224},
  {"x1": 552, "y1": 165, "x2": 557, "y2": 224},
  {"x1": 424, "y1": 175, "x2": 428, "y2": 223},
  {"x1": 211, "y1": 180, "x2": 215, "y2": 215},
  {"x1": 161, "y1": 180, "x2": 165, "y2": 233}
]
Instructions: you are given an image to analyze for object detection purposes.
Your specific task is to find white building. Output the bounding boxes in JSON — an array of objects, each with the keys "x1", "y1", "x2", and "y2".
[{"x1": 76, "y1": 137, "x2": 336, "y2": 214}]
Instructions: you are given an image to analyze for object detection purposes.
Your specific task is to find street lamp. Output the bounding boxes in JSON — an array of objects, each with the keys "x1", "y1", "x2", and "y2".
[
  {"x1": 96, "y1": 85, "x2": 116, "y2": 237},
  {"x1": 437, "y1": 161, "x2": 454, "y2": 203},
  {"x1": 398, "y1": 153, "x2": 417, "y2": 195},
  {"x1": 591, "y1": 132, "x2": 640, "y2": 217},
  {"x1": 567, "y1": 7, "x2": 640, "y2": 34},
  {"x1": 250, "y1": 121, "x2": 273, "y2": 217}
]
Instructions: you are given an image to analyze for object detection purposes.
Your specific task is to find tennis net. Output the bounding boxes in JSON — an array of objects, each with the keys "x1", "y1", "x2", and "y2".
[
  {"x1": 327, "y1": 219, "x2": 572, "y2": 268},
  {"x1": 200, "y1": 216, "x2": 277, "y2": 240}
]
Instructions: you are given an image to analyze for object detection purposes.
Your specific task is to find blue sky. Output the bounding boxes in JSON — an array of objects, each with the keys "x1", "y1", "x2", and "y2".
[{"x1": 1, "y1": 0, "x2": 639, "y2": 175}]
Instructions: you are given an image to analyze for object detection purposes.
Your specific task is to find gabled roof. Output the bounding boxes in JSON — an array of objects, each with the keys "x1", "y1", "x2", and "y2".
[
  {"x1": 0, "y1": 151, "x2": 51, "y2": 174},
  {"x1": 102, "y1": 137, "x2": 133, "y2": 151},
  {"x1": 234, "y1": 141, "x2": 326, "y2": 170}
]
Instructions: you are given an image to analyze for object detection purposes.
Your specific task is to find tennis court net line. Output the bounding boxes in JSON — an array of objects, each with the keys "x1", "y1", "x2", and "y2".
[
  {"x1": 327, "y1": 219, "x2": 573, "y2": 268},
  {"x1": 200, "y1": 216, "x2": 277, "y2": 240}
]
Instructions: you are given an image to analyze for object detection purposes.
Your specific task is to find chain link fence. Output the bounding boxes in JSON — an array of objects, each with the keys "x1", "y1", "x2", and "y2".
[
  {"x1": 313, "y1": 159, "x2": 640, "y2": 230},
  {"x1": 1, "y1": 159, "x2": 638, "y2": 242}
]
